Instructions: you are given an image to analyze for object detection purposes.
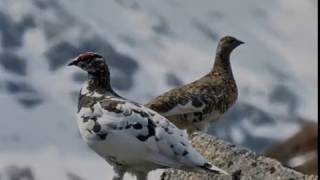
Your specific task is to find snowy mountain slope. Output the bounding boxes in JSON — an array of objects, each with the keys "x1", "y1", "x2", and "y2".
[{"x1": 0, "y1": 0, "x2": 317, "y2": 179}]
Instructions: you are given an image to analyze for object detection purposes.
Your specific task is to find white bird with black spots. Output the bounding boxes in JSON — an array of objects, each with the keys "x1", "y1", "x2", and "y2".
[{"x1": 68, "y1": 52, "x2": 229, "y2": 180}]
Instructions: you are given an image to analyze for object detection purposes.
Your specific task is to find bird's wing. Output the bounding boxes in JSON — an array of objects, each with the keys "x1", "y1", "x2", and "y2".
[
  {"x1": 79, "y1": 96, "x2": 211, "y2": 169},
  {"x1": 145, "y1": 85, "x2": 225, "y2": 116}
]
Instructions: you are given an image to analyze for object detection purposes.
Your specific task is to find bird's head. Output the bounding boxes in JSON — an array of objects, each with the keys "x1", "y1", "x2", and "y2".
[
  {"x1": 217, "y1": 36, "x2": 244, "y2": 54},
  {"x1": 68, "y1": 52, "x2": 109, "y2": 76}
]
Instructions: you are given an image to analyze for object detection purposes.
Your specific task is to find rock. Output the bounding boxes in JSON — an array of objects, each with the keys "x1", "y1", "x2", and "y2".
[
  {"x1": 264, "y1": 122, "x2": 318, "y2": 175},
  {"x1": 161, "y1": 132, "x2": 317, "y2": 180},
  {"x1": 5, "y1": 165, "x2": 34, "y2": 180}
]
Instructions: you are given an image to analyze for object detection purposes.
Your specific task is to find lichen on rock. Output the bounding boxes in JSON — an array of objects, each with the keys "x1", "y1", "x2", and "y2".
[{"x1": 161, "y1": 132, "x2": 317, "y2": 180}]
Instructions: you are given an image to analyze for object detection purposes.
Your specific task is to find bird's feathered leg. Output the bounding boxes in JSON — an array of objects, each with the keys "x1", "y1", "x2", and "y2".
[
  {"x1": 135, "y1": 172, "x2": 148, "y2": 180},
  {"x1": 112, "y1": 166, "x2": 126, "y2": 180}
]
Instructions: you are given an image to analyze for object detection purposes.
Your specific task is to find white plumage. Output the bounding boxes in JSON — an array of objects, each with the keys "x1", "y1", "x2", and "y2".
[{"x1": 69, "y1": 52, "x2": 228, "y2": 180}]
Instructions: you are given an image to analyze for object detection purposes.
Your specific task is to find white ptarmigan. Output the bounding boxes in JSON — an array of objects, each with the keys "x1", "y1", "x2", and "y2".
[
  {"x1": 68, "y1": 52, "x2": 228, "y2": 180},
  {"x1": 146, "y1": 36, "x2": 243, "y2": 134}
]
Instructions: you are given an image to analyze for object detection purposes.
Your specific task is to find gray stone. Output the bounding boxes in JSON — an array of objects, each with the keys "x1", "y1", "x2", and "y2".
[{"x1": 161, "y1": 133, "x2": 317, "y2": 180}]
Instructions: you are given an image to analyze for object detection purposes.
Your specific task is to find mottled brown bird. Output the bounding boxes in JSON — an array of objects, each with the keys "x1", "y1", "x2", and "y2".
[{"x1": 146, "y1": 36, "x2": 243, "y2": 134}]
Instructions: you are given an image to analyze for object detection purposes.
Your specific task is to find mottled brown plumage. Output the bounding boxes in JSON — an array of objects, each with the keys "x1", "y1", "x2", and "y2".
[{"x1": 146, "y1": 36, "x2": 243, "y2": 133}]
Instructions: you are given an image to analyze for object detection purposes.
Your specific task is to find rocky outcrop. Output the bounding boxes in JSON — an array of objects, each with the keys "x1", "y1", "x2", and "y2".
[
  {"x1": 161, "y1": 132, "x2": 317, "y2": 180},
  {"x1": 264, "y1": 122, "x2": 318, "y2": 175}
]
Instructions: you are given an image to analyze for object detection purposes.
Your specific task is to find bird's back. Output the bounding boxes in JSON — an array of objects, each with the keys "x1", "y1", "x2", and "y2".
[{"x1": 146, "y1": 72, "x2": 237, "y2": 132}]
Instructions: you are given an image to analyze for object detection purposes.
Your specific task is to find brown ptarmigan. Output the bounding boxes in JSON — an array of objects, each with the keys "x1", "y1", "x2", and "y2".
[
  {"x1": 68, "y1": 52, "x2": 228, "y2": 180},
  {"x1": 146, "y1": 36, "x2": 243, "y2": 134}
]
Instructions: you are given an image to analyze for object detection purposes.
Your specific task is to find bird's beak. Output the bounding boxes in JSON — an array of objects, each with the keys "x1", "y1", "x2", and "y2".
[
  {"x1": 68, "y1": 58, "x2": 79, "y2": 66},
  {"x1": 238, "y1": 40, "x2": 244, "y2": 45}
]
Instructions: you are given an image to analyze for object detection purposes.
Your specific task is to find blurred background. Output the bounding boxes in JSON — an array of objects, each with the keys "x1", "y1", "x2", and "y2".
[{"x1": 0, "y1": 0, "x2": 317, "y2": 179}]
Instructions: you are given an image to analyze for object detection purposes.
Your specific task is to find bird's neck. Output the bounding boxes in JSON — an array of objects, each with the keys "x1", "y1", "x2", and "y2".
[
  {"x1": 210, "y1": 50, "x2": 233, "y2": 76},
  {"x1": 85, "y1": 70, "x2": 117, "y2": 96}
]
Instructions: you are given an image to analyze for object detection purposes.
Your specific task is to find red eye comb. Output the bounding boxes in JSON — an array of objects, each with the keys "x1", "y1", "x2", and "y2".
[{"x1": 78, "y1": 52, "x2": 98, "y2": 61}]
